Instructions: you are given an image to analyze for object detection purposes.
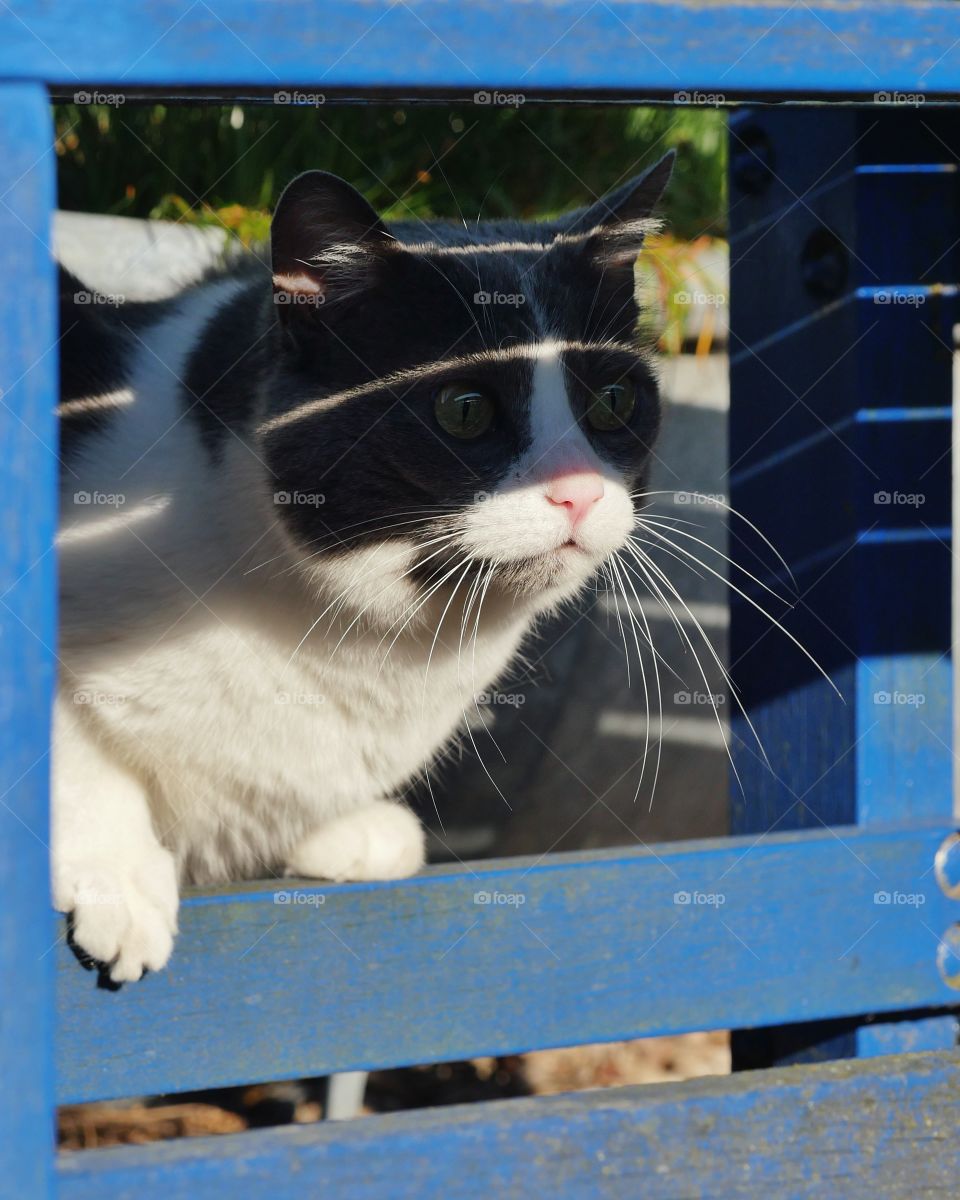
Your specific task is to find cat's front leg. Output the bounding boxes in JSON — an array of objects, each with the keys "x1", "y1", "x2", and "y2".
[
  {"x1": 52, "y1": 699, "x2": 179, "y2": 982},
  {"x1": 286, "y1": 799, "x2": 425, "y2": 882}
]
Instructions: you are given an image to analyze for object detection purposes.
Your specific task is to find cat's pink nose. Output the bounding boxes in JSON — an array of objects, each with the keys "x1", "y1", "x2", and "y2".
[{"x1": 545, "y1": 471, "x2": 604, "y2": 527}]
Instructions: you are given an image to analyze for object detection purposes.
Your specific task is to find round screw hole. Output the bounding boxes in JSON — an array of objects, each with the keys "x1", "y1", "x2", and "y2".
[
  {"x1": 800, "y1": 227, "x2": 849, "y2": 301},
  {"x1": 731, "y1": 126, "x2": 775, "y2": 196}
]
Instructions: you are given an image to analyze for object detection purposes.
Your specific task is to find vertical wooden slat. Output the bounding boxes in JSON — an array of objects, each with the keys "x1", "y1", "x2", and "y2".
[
  {"x1": 728, "y1": 108, "x2": 959, "y2": 1063},
  {"x1": 0, "y1": 83, "x2": 58, "y2": 1197}
]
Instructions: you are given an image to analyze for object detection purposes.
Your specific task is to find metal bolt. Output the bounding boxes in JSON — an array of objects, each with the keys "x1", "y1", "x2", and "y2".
[
  {"x1": 936, "y1": 924, "x2": 960, "y2": 990},
  {"x1": 934, "y1": 831, "x2": 960, "y2": 899},
  {"x1": 730, "y1": 126, "x2": 775, "y2": 196},
  {"x1": 801, "y1": 227, "x2": 849, "y2": 301}
]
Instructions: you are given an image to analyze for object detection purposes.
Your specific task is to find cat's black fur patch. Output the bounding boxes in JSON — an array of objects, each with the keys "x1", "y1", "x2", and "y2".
[
  {"x1": 58, "y1": 267, "x2": 175, "y2": 463},
  {"x1": 58, "y1": 268, "x2": 133, "y2": 461}
]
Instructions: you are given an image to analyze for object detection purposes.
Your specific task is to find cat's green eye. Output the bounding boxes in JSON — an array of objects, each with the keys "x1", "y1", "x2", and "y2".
[
  {"x1": 434, "y1": 383, "x2": 495, "y2": 439},
  {"x1": 586, "y1": 379, "x2": 636, "y2": 432}
]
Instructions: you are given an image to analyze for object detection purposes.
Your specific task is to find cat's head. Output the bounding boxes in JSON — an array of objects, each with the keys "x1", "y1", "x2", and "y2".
[{"x1": 257, "y1": 154, "x2": 673, "y2": 621}]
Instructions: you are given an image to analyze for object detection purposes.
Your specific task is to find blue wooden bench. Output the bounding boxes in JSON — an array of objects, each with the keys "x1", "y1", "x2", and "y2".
[{"x1": 3, "y1": 4, "x2": 960, "y2": 1195}]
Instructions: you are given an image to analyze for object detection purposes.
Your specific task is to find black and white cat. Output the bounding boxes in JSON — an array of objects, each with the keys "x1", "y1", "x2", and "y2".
[{"x1": 54, "y1": 152, "x2": 673, "y2": 981}]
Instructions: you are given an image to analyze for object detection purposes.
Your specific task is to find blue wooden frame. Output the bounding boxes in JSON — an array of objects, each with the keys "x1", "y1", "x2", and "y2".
[{"x1": 2, "y1": 3, "x2": 960, "y2": 1196}]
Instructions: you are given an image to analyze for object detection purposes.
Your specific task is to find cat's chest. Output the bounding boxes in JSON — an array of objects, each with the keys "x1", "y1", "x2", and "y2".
[{"x1": 88, "y1": 613, "x2": 526, "y2": 805}]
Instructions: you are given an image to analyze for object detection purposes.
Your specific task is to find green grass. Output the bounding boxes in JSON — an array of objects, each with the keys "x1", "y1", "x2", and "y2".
[{"x1": 54, "y1": 102, "x2": 726, "y2": 240}]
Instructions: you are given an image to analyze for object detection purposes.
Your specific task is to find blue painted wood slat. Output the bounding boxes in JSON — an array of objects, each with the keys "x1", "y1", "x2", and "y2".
[
  {"x1": 57, "y1": 825, "x2": 960, "y2": 1104},
  {"x1": 0, "y1": 83, "x2": 58, "y2": 1200},
  {"x1": 728, "y1": 107, "x2": 959, "y2": 1061},
  {"x1": 1, "y1": 3, "x2": 960, "y2": 95},
  {"x1": 0, "y1": 11, "x2": 954, "y2": 1192},
  {"x1": 57, "y1": 1049, "x2": 960, "y2": 1199}
]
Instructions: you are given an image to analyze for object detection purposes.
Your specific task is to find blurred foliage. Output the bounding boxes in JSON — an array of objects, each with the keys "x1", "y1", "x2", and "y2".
[
  {"x1": 54, "y1": 103, "x2": 725, "y2": 351},
  {"x1": 54, "y1": 102, "x2": 725, "y2": 240},
  {"x1": 641, "y1": 233, "x2": 725, "y2": 354}
]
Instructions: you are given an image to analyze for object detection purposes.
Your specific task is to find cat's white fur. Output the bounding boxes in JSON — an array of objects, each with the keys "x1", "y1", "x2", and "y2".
[{"x1": 54, "y1": 285, "x2": 636, "y2": 981}]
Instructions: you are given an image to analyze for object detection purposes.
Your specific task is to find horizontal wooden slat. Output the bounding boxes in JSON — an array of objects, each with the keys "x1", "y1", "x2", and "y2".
[
  {"x1": 57, "y1": 1049, "x2": 960, "y2": 1198},
  {"x1": 2, "y1": 2, "x2": 960, "y2": 95},
  {"x1": 56, "y1": 825, "x2": 960, "y2": 1104}
]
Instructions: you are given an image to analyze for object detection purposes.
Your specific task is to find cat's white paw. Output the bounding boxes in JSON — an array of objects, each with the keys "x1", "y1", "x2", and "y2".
[
  {"x1": 287, "y1": 800, "x2": 425, "y2": 882},
  {"x1": 53, "y1": 844, "x2": 179, "y2": 982}
]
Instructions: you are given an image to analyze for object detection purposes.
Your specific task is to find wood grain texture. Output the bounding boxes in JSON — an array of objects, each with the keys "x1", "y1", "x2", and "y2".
[
  {"x1": 57, "y1": 1049, "x2": 960, "y2": 1199},
  {"x1": 0, "y1": 83, "x2": 58, "y2": 1200},
  {"x1": 57, "y1": 825, "x2": 960, "y2": 1104},
  {"x1": 1, "y1": 2, "x2": 960, "y2": 95}
]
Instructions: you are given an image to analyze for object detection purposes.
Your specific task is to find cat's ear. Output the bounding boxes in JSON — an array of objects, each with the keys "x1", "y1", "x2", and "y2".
[
  {"x1": 270, "y1": 171, "x2": 394, "y2": 308},
  {"x1": 563, "y1": 151, "x2": 675, "y2": 266}
]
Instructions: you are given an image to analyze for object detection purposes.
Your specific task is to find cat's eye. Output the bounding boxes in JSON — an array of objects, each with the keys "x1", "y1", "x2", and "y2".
[
  {"x1": 434, "y1": 383, "x2": 495, "y2": 439},
  {"x1": 586, "y1": 379, "x2": 636, "y2": 432}
]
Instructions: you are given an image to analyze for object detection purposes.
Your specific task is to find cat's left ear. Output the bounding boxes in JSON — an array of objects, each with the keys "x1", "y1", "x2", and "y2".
[
  {"x1": 563, "y1": 150, "x2": 675, "y2": 266},
  {"x1": 270, "y1": 170, "x2": 394, "y2": 309}
]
